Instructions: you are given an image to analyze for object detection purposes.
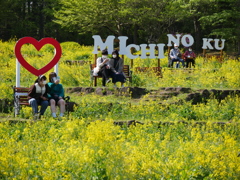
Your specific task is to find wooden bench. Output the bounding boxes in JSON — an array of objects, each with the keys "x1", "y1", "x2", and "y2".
[
  {"x1": 13, "y1": 86, "x2": 72, "y2": 117},
  {"x1": 135, "y1": 67, "x2": 162, "y2": 77},
  {"x1": 168, "y1": 53, "x2": 187, "y2": 68},
  {"x1": 90, "y1": 64, "x2": 132, "y2": 86}
]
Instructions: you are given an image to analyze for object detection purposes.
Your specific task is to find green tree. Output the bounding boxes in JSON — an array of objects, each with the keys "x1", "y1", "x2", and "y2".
[
  {"x1": 54, "y1": 0, "x2": 122, "y2": 38},
  {"x1": 1, "y1": 0, "x2": 239, "y2": 51},
  {"x1": 0, "y1": 0, "x2": 63, "y2": 40},
  {"x1": 199, "y1": 0, "x2": 240, "y2": 53},
  {"x1": 119, "y1": 0, "x2": 175, "y2": 44},
  {"x1": 54, "y1": 0, "x2": 176, "y2": 44},
  {"x1": 171, "y1": 0, "x2": 216, "y2": 51},
  {"x1": 175, "y1": 0, "x2": 240, "y2": 52}
]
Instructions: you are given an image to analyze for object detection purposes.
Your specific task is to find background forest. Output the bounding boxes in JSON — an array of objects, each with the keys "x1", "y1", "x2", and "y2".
[{"x1": 0, "y1": 0, "x2": 240, "y2": 53}]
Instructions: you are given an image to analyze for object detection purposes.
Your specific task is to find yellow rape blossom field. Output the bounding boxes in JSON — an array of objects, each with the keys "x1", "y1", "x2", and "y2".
[{"x1": 0, "y1": 40, "x2": 240, "y2": 179}]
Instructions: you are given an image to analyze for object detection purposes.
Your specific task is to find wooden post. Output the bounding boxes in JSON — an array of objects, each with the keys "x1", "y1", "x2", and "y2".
[
  {"x1": 203, "y1": 49, "x2": 206, "y2": 57},
  {"x1": 94, "y1": 54, "x2": 97, "y2": 65},
  {"x1": 168, "y1": 46, "x2": 171, "y2": 67},
  {"x1": 130, "y1": 47, "x2": 134, "y2": 68},
  {"x1": 131, "y1": 59, "x2": 133, "y2": 68},
  {"x1": 168, "y1": 46, "x2": 171, "y2": 54},
  {"x1": 220, "y1": 49, "x2": 223, "y2": 62},
  {"x1": 94, "y1": 78, "x2": 97, "y2": 87}
]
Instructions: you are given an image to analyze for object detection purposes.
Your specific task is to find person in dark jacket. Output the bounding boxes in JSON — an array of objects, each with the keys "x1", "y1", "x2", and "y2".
[
  {"x1": 28, "y1": 75, "x2": 49, "y2": 120},
  {"x1": 109, "y1": 50, "x2": 126, "y2": 87},
  {"x1": 183, "y1": 47, "x2": 196, "y2": 68},
  {"x1": 48, "y1": 72, "x2": 65, "y2": 118}
]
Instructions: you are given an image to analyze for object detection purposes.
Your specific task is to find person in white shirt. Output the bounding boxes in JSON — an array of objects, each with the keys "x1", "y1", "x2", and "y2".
[{"x1": 96, "y1": 49, "x2": 111, "y2": 86}]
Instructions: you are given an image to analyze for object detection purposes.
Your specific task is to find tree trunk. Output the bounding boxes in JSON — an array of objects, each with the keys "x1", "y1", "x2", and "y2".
[
  {"x1": 39, "y1": 0, "x2": 44, "y2": 39},
  {"x1": 117, "y1": 23, "x2": 122, "y2": 36},
  {"x1": 133, "y1": 24, "x2": 138, "y2": 44},
  {"x1": 193, "y1": 17, "x2": 202, "y2": 53},
  {"x1": 237, "y1": 0, "x2": 240, "y2": 54}
]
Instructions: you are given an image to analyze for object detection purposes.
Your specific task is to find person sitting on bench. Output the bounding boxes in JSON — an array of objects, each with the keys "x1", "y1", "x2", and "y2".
[
  {"x1": 109, "y1": 50, "x2": 126, "y2": 88},
  {"x1": 48, "y1": 72, "x2": 66, "y2": 118},
  {"x1": 170, "y1": 44, "x2": 185, "y2": 68},
  {"x1": 183, "y1": 47, "x2": 196, "y2": 68},
  {"x1": 94, "y1": 49, "x2": 111, "y2": 87},
  {"x1": 28, "y1": 75, "x2": 49, "y2": 120}
]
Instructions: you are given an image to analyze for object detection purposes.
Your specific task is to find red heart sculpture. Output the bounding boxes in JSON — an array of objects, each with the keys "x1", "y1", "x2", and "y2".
[{"x1": 15, "y1": 37, "x2": 62, "y2": 76}]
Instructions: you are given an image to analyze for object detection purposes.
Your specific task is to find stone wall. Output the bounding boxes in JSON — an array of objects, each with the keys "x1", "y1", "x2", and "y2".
[{"x1": 66, "y1": 87, "x2": 240, "y2": 104}]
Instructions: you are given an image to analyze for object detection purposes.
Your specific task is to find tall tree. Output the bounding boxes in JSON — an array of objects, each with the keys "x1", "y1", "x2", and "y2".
[
  {"x1": 119, "y1": 0, "x2": 175, "y2": 44},
  {"x1": 172, "y1": 0, "x2": 217, "y2": 51},
  {"x1": 0, "y1": 0, "x2": 62, "y2": 40},
  {"x1": 199, "y1": 0, "x2": 240, "y2": 53},
  {"x1": 175, "y1": 0, "x2": 240, "y2": 52},
  {"x1": 0, "y1": 0, "x2": 26, "y2": 40},
  {"x1": 54, "y1": 0, "x2": 123, "y2": 38},
  {"x1": 54, "y1": 0, "x2": 176, "y2": 44}
]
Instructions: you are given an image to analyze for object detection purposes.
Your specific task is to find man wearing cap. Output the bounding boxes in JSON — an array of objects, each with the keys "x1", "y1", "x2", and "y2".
[{"x1": 170, "y1": 44, "x2": 185, "y2": 68}]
